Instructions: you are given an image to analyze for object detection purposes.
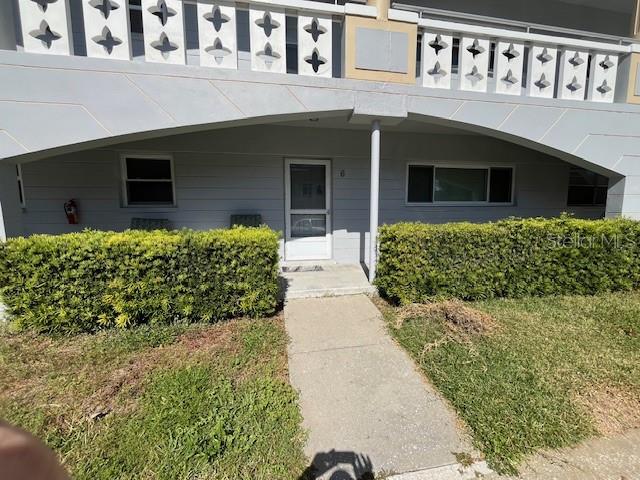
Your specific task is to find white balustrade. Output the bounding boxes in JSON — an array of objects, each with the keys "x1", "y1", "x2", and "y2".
[
  {"x1": 557, "y1": 48, "x2": 589, "y2": 101},
  {"x1": 526, "y1": 44, "x2": 558, "y2": 99},
  {"x1": 18, "y1": 0, "x2": 74, "y2": 55},
  {"x1": 421, "y1": 30, "x2": 453, "y2": 89},
  {"x1": 297, "y1": 14, "x2": 332, "y2": 77},
  {"x1": 11, "y1": 1, "x2": 632, "y2": 105},
  {"x1": 249, "y1": 5, "x2": 287, "y2": 74},
  {"x1": 459, "y1": 36, "x2": 490, "y2": 92},
  {"x1": 197, "y1": 0, "x2": 238, "y2": 69},
  {"x1": 82, "y1": 0, "x2": 132, "y2": 60},
  {"x1": 588, "y1": 53, "x2": 619, "y2": 103},
  {"x1": 141, "y1": 0, "x2": 186, "y2": 64},
  {"x1": 494, "y1": 40, "x2": 524, "y2": 96}
]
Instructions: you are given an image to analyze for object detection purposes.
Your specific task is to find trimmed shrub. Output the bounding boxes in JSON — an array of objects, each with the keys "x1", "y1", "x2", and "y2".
[
  {"x1": 376, "y1": 217, "x2": 640, "y2": 304},
  {"x1": 0, "y1": 227, "x2": 280, "y2": 333}
]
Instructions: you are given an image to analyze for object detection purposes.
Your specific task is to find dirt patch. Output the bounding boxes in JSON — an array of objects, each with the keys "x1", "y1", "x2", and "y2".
[
  {"x1": 84, "y1": 323, "x2": 241, "y2": 418},
  {"x1": 396, "y1": 300, "x2": 496, "y2": 336},
  {"x1": 576, "y1": 385, "x2": 640, "y2": 436}
]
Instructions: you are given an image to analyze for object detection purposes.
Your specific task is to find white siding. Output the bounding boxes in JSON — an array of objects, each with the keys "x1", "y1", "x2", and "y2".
[{"x1": 18, "y1": 125, "x2": 605, "y2": 262}]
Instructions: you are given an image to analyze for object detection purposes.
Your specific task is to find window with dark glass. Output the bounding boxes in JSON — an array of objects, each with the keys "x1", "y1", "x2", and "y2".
[
  {"x1": 123, "y1": 157, "x2": 174, "y2": 206},
  {"x1": 407, "y1": 165, "x2": 513, "y2": 204},
  {"x1": 567, "y1": 166, "x2": 608, "y2": 206},
  {"x1": 407, "y1": 165, "x2": 434, "y2": 203},
  {"x1": 489, "y1": 167, "x2": 513, "y2": 203}
]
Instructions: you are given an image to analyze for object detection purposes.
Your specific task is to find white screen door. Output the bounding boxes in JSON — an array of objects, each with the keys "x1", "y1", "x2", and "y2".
[{"x1": 285, "y1": 159, "x2": 332, "y2": 261}]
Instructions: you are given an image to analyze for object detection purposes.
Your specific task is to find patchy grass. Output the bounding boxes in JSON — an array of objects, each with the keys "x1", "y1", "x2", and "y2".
[
  {"x1": 0, "y1": 317, "x2": 307, "y2": 479},
  {"x1": 377, "y1": 292, "x2": 640, "y2": 474}
]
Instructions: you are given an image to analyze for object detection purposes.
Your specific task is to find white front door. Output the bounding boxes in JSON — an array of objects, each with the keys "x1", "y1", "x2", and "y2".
[{"x1": 284, "y1": 159, "x2": 332, "y2": 261}]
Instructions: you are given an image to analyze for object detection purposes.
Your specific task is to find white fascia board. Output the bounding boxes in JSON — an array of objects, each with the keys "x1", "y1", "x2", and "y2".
[
  {"x1": 388, "y1": 9, "x2": 418, "y2": 23},
  {"x1": 249, "y1": 0, "x2": 345, "y2": 15},
  {"x1": 418, "y1": 18, "x2": 631, "y2": 54},
  {"x1": 344, "y1": 3, "x2": 377, "y2": 18}
]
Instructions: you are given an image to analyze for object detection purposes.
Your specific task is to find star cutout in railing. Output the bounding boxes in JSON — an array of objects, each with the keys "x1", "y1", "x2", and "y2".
[
  {"x1": 599, "y1": 55, "x2": 614, "y2": 70},
  {"x1": 92, "y1": 26, "x2": 122, "y2": 54},
  {"x1": 89, "y1": 0, "x2": 120, "y2": 19},
  {"x1": 256, "y1": 42, "x2": 281, "y2": 69},
  {"x1": 534, "y1": 73, "x2": 551, "y2": 90},
  {"x1": 151, "y1": 32, "x2": 179, "y2": 58},
  {"x1": 304, "y1": 48, "x2": 326, "y2": 73},
  {"x1": 256, "y1": 12, "x2": 280, "y2": 38},
  {"x1": 205, "y1": 38, "x2": 231, "y2": 64},
  {"x1": 596, "y1": 79, "x2": 612, "y2": 95},
  {"x1": 149, "y1": 0, "x2": 176, "y2": 27},
  {"x1": 501, "y1": 69, "x2": 519, "y2": 86},
  {"x1": 536, "y1": 48, "x2": 554, "y2": 65},
  {"x1": 568, "y1": 52, "x2": 585, "y2": 67},
  {"x1": 465, "y1": 65, "x2": 484, "y2": 86},
  {"x1": 466, "y1": 39, "x2": 485, "y2": 59},
  {"x1": 203, "y1": 6, "x2": 229, "y2": 33},
  {"x1": 304, "y1": 18, "x2": 326, "y2": 43},
  {"x1": 29, "y1": 20, "x2": 61, "y2": 49},
  {"x1": 428, "y1": 34, "x2": 448, "y2": 55},
  {"x1": 566, "y1": 75, "x2": 583, "y2": 92},
  {"x1": 502, "y1": 43, "x2": 520, "y2": 61},
  {"x1": 427, "y1": 61, "x2": 447, "y2": 81},
  {"x1": 30, "y1": 0, "x2": 57, "y2": 13}
]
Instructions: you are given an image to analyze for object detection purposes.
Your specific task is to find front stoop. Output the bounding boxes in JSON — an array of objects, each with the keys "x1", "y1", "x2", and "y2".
[{"x1": 280, "y1": 262, "x2": 376, "y2": 299}]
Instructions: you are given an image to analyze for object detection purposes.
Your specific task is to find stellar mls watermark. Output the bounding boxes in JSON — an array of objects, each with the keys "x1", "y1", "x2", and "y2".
[{"x1": 547, "y1": 233, "x2": 636, "y2": 249}]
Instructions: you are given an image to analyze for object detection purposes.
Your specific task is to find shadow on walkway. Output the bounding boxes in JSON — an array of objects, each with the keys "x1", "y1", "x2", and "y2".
[{"x1": 299, "y1": 450, "x2": 375, "y2": 480}]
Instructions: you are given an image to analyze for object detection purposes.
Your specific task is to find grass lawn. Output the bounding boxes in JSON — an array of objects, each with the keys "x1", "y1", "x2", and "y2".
[
  {"x1": 377, "y1": 292, "x2": 640, "y2": 474},
  {"x1": 0, "y1": 316, "x2": 307, "y2": 479}
]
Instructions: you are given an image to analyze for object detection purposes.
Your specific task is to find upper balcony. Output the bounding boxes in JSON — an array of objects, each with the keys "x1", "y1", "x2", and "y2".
[{"x1": 2, "y1": 0, "x2": 640, "y2": 107}]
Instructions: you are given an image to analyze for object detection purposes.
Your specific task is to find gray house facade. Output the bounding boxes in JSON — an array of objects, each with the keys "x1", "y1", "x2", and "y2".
[{"x1": 2, "y1": 0, "x2": 640, "y2": 278}]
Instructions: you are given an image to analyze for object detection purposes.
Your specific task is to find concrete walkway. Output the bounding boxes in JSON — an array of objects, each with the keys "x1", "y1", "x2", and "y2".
[
  {"x1": 285, "y1": 295, "x2": 481, "y2": 479},
  {"x1": 484, "y1": 428, "x2": 640, "y2": 480},
  {"x1": 281, "y1": 263, "x2": 375, "y2": 299}
]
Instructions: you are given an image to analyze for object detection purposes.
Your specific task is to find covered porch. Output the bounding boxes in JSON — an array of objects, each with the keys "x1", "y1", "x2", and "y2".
[{"x1": 0, "y1": 115, "x2": 613, "y2": 284}]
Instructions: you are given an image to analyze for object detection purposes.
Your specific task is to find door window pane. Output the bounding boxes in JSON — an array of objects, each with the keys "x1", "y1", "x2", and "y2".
[
  {"x1": 407, "y1": 165, "x2": 433, "y2": 203},
  {"x1": 489, "y1": 167, "x2": 513, "y2": 203},
  {"x1": 291, "y1": 214, "x2": 326, "y2": 238},
  {"x1": 290, "y1": 164, "x2": 326, "y2": 210},
  {"x1": 435, "y1": 168, "x2": 487, "y2": 202}
]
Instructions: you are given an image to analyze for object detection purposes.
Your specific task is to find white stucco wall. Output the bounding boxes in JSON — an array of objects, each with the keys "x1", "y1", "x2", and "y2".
[{"x1": 15, "y1": 124, "x2": 603, "y2": 262}]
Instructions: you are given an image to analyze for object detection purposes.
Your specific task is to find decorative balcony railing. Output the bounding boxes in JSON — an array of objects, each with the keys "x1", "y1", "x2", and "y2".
[{"x1": 13, "y1": 0, "x2": 640, "y2": 104}]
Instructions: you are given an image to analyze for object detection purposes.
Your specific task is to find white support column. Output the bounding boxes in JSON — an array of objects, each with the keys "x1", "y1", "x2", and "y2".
[{"x1": 369, "y1": 119, "x2": 380, "y2": 283}]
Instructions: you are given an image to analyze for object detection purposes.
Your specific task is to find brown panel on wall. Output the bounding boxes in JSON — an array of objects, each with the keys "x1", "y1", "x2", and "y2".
[
  {"x1": 343, "y1": 15, "x2": 417, "y2": 85},
  {"x1": 626, "y1": 53, "x2": 640, "y2": 105}
]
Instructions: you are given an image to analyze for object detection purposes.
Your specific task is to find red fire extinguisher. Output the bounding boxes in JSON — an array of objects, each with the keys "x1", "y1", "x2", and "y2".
[{"x1": 64, "y1": 199, "x2": 79, "y2": 225}]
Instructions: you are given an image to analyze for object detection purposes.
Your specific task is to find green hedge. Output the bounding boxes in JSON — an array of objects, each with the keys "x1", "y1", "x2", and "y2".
[
  {"x1": 376, "y1": 217, "x2": 640, "y2": 304},
  {"x1": 0, "y1": 227, "x2": 280, "y2": 333}
]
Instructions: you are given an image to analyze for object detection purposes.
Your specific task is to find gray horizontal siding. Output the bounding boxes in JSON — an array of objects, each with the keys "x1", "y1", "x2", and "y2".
[{"x1": 17, "y1": 124, "x2": 604, "y2": 262}]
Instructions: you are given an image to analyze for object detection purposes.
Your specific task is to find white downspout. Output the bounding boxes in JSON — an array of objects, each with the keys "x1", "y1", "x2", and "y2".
[{"x1": 369, "y1": 119, "x2": 381, "y2": 282}]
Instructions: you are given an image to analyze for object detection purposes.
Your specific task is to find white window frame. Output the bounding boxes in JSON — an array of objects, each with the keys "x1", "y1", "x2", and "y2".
[
  {"x1": 16, "y1": 164, "x2": 26, "y2": 208},
  {"x1": 120, "y1": 154, "x2": 177, "y2": 208},
  {"x1": 405, "y1": 163, "x2": 516, "y2": 206}
]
